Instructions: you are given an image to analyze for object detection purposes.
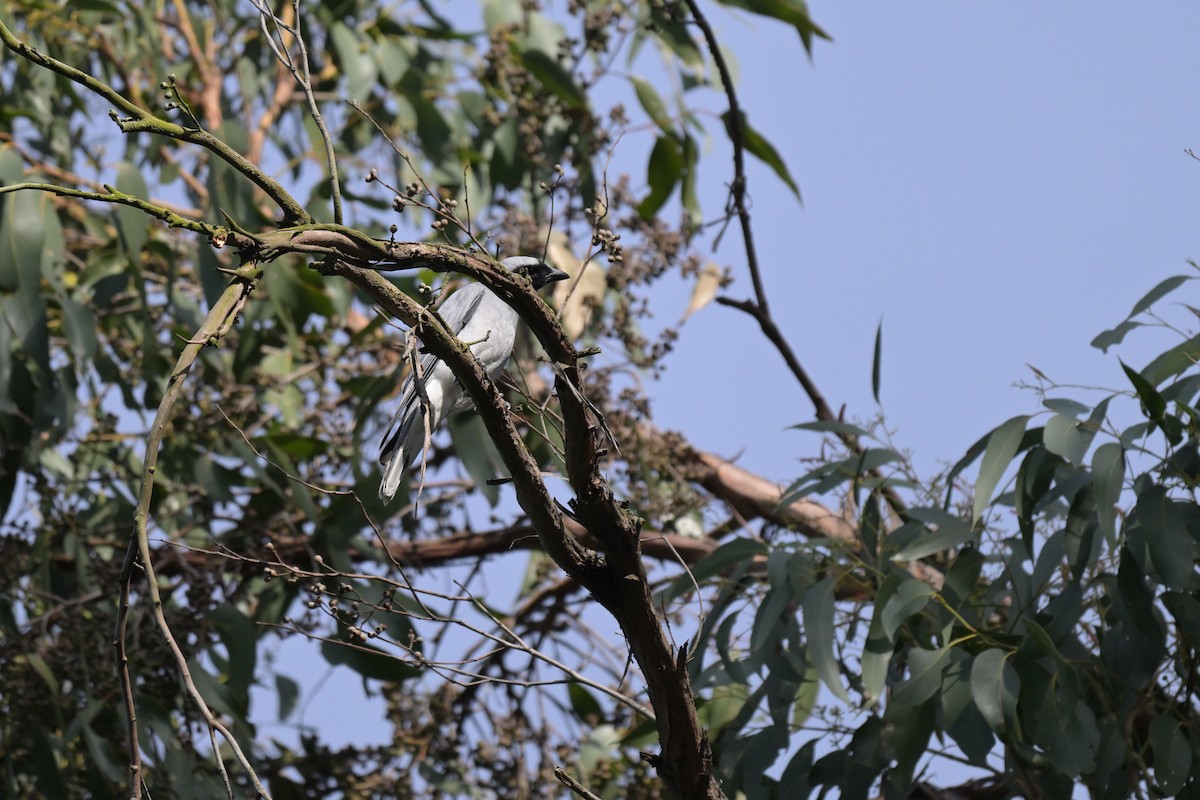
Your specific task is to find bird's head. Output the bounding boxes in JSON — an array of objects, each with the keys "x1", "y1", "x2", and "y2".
[{"x1": 500, "y1": 256, "x2": 569, "y2": 290}]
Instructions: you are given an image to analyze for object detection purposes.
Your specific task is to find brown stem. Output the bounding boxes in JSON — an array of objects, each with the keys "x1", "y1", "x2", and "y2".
[{"x1": 683, "y1": 0, "x2": 907, "y2": 519}]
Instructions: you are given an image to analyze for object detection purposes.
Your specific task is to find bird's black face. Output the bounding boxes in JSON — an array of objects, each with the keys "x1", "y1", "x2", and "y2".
[{"x1": 502, "y1": 257, "x2": 570, "y2": 290}]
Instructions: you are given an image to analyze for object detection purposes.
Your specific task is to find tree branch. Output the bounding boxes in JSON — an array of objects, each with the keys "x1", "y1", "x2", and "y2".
[
  {"x1": 683, "y1": 0, "x2": 907, "y2": 520},
  {"x1": 0, "y1": 16, "x2": 311, "y2": 225},
  {"x1": 116, "y1": 271, "x2": 270, "y2": 800}
]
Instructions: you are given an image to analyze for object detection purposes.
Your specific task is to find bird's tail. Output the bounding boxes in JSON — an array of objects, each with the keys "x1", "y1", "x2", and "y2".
[{"x1": 378, "y1": 401, "x2": 430, "y2": 501}]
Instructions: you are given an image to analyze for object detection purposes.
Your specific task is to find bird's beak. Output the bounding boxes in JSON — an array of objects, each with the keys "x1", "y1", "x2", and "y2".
[{"x1": 533, "y1": 264, "x2": 570, "y2": 289}]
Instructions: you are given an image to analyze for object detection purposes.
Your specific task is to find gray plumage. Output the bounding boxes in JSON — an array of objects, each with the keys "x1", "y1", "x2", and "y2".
[{"x1": 378, "y1": 256, "x2": 568, "y2": 501}]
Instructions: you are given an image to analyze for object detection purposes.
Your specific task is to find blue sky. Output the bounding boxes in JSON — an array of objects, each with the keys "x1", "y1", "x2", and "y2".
[{"x1": 655, "y1": 3, "x2": 1200, "y2": 481}]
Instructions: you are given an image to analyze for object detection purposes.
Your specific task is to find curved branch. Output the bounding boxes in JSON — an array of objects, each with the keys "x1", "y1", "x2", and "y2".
[
  {"x1": 116, "y1": 273, "x2": 270, "y2": 800},
  {"x1": 0, "y1": 182, "x2": 215, "y2": 237},
  {"x1": 0, "y1": 16, "x2": 311, "y2": 225},
  {"x1": 325, "y1": 251, "x2": 724, "y2": 799}
]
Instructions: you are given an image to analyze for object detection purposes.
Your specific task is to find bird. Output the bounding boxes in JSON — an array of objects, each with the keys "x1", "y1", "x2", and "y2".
[{"x1": 378, "y1": 256, "x2": 569, "y2": 501}]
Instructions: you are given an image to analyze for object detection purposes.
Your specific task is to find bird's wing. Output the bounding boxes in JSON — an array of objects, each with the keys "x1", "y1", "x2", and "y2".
[
  {"x1": 436, "y1": 283, "x2": 488, "y2": 335},
  {"x1": 379, "y1": 283, "x2": 490, "y2": 456},
  {"x1": 453, "y1": 291, "x2": 519, "y2": 379}
]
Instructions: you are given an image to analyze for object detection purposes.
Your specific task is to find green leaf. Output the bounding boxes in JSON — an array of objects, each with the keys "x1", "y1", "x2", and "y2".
[
  {"x1": 1150, "y1": 715, "x2": 1192, "y2": 796},
  {"x1": 1129, "y1": 274, "x2": 1192, "y2": 318},
  {"x1": 880, "y1": 576, "x2": 935, "y2": 640},
  {"x1": 447, "y1": 411, "x2": 505, "y2": 506},
  {"x1": 1043, "y1": 397, "x2": 1092, "y2": 418},
  {"x1": 518, "y1": 49, "x2": 586, "y2": 109},
  {"x1": 881, "y1": 698, "x2": 935, "y2": 793},
  {"x1": 1092, "y1": 442, "x2": 1125, "y2": 545},
  {"x1": 320, "y1": 636, "x2": 422, "y2": 684},
  {"x1": 861, "y1": 575, "x2": 904, "y2": 704},
  {"x1": 941, "y1": 653, "x2": 995, "y2": 766},
  {"x1": 1091, "y1": 319, "x2": 1142, "y2": 352},
  {"x1": 780, "y1": 447, "x2": 903, "y2": 505},
  {"x1": 1121, "y1": 359, "x2": 1166, "y2": 420},
  {"x1": 871, "y1": 319, "x2": 883, "y2": 404},
  {"x1": 1141, "y1": 333, "x2": 1200, "y2": 386},
  {"x1": 638, "y1": 135, "x2": 684, "y2": 219},
  {"x1": 889, "y1": 507, "x2": 974, "y2": 562},
  {"x1": 632, "y1": 76, "x2": 672, "y2": 133},
  {"x1": 788, "y1": 419, "x2": 871, "y2": 438},
  {"x1": 721, "y1": 110, "x2": 800, "y2": 199},
  {"x1": 645, "y1": 3, "x2": 704, "y2": 67},
  {"x1": 58, "y1": 296, "x2": 98, "y2": 361},
  {"x1": 801, "y1": 576, "x2": 850, "y2": 703},
  {"x1": 1044, "y1": 413, "x2": 1088, "y2": 465},
  {"x1": 687, "y1": 538, "x2": 767, "y2": 584},
  {"x1": 0, "y1": 183, "x2": 49, "y2": 295},
  {"x1": 114, "y1": 161, "x2": 149, "y2": 256},
  {"x1": 680, "y1": 134, "x2": 700, "y2": 223},
  {"x1": 331, "y1": 22, "x2": 379, "y2": 99},
  {"x1": 970, "y1": 649, "x2": 1018, "y2": 733},
  {"x1": 715, "y1": 0, "x2": 831, "y2": 55},
  {"x1": 567, "y1": 683, "x2": 602, "y2": 720},
  {"x1": 209, "y1": 606, "x2": 257, "y2": 706},
  {"x1": 275, "y1": 674, "x2": 300, "y2": 721},
  {"x1": 973, "y1": 415, "x2": 1029, "y2": 523},
  {"x1": 1135, "y1": 485, "x2": 1193, "y2": 591},
  {"x1": 891, "y1": 645, "x2": 951, "y2": 705}
]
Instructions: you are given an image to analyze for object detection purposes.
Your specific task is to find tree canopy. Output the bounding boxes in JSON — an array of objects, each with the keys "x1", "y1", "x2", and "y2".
[{"x1": 1, "y1": 2, "x2": 1198, "y2": 799}]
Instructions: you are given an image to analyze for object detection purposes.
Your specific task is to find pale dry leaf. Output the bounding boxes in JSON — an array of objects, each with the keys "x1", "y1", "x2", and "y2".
[
  {"x1": 546, "y1": 231, "x2": 606, "y2": 339},
  {"x1": 680, "y1": 262, "x2": 723, "y2": 322}
]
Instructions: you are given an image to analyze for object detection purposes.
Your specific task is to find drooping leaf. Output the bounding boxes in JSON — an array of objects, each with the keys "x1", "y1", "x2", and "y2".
[
  {"x1": 632, "y1": 76, "x2": 673, "y2": 133},
  {"x1": 1121, "y1": 360, "x2": 1166, "y2": 420},
  {"x1": 973, "y1": 415, "x2": 1029, "y2": 523},
  {"x1": 1135, "y1": 485, "x2": 1193, "y2": 591},
  {"x1": 447, "y1": 411, "x2": 505, "y2": 506},
  {"x1": 871, "y1": 319, "x2": 883, "y2": 404},
  {"x1": 638, "y1": 135, "x2": 684, "y2": 219},
  {"x1": 331, "y1": 22, "x2": 379, "y2": 99},
  {"x1": 518, "y1": 49, "x2": 586, "y2": 109},
  {"x1": 891, "y1": 645, "x2": 951, "y2": 705},
  {"x1": 275, "y1": 674, "x2": 300, "y2": 722},
  {"x1": 970, "y1": 649, "x2": 1018, "y2": 733},
  {"x1": 1149, "y1": 715, "x2": 1192, "y2": 796},
  {"x1": 801, "y1": 576, "x2": 850, "y2": 703},
  {"x1": 889, "y1": 507, "x2": 974, "y2": 561},
  {"x1": 721, "y1": 110, "x2": 800, "y2": 199},
  {"x1": 1091, "y1": 442, "x2": 1125, "y2": 545},
  {"x1": 114, "y1": 161, "x2": 149, "y2": 257}
]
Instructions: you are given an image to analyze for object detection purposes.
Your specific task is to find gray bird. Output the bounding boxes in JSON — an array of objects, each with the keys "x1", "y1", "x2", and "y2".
[{"x1": 379, "y1": 256, "x2": 569, "y2": 501}]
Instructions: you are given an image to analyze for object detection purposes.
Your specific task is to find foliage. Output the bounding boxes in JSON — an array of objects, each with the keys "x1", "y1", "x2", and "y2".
[{"x1": 1, "y1": 1, "x2": 1196, "y2": 800}]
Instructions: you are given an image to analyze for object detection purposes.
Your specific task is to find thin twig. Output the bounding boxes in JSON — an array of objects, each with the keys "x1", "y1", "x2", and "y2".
[
  {"x1": 683, "y1": 0, "x2": 907, "y2": 517},
  {"x1": 115, "y1": 272, "x2": 270, "y2": 800},
  {"x1": 251, "y1": 0, "x2": 344, "y2": 223},
  {"x1": 554, "y1": 766, "x2": 604, "y2": 800},
  {"x1": 0, "y1": 17, "x2": 310, "y2": 224}
]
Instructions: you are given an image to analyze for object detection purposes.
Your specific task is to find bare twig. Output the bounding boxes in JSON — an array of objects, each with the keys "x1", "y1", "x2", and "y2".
[
  {"x1": 115, "y1": 271, "x2": 269, "y2": 800},
  {"x1": 555, "y1": 766, "x2": 604, "y2": 800},
  {"x1": 251, "y1": 0, "x2": 344, "y2": 223},
  {"x1": 682, "y1": 0, "x2": 907, "y2": 519},
  {"x1": 0, "y1": 17, "x2": 310, "y2": 224}
]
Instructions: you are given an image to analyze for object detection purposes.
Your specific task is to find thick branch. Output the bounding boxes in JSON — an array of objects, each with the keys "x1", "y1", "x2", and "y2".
[{"x1": 329, "y1": 251, "x2": 724, "y2": 800}]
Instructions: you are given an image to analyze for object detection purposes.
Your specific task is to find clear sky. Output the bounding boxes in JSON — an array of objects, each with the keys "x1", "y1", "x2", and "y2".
[
  {"x1": 656, "y1": 2, "x2": 1200, "y2": 481},
  {"x1": 261, "y1": 2, "x2": 1200, "y2": 786}
]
